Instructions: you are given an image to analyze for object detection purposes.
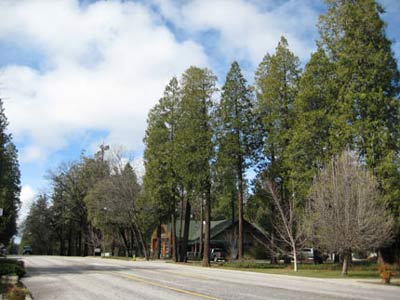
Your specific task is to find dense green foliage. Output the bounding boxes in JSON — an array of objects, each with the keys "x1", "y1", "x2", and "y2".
[
  {"x1": 0, "y1": 259, "x2": 25, "y2": 277},
  {"x1": 214, "y1": 61, "x2": 258, "y2": 258},
  {"x1": 18, "y1": 0, "x2": 399, "y2": 265},
  {"x1": 321, "y1": 0, "x2": 400, "y2": 228},
  {"x1": 143, "y1": 77, "x2": 181, "y2": 260},
  {"x1": 255, "y1": 36, "x2": 301, "y2": 182},
  {"x1": 21, "y1": 148, "x2": 150, "y2": 258},
  {"x1": 20, "y1": 195, "x2": 53, "y2": 254},
  {"x1": 0, "y1": 99, "x2": 20, "y2": 247}
]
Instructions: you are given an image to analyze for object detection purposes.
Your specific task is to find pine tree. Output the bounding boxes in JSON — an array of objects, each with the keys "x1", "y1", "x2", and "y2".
[
  {"x1": 175, "y1": 66, "x2": 217, "y2": 267},
  {"x1": 317, "y1": 0, "x2": 400, "y2": 260},
  {"x1": 255, "y1": 36, "x2": 301, "y2": 182},
  {"x1": 254, "y1": 37, "x2": 302, "y2": 263},
  {"x1": 214, "y1": 61, "x2": 257, "y2": 259},
  {"x1": 0, "y1": 99, "x2": 21, "y2": 246},
  {"x1": 143, "y1": 77, "x2": 181, "y2": 261},
  {"x1": 285, "y1": 47, "x2": 339, "y2": 199},
  {"x1": 21, "y1": 194, "x2": 53, "y2": 254}
]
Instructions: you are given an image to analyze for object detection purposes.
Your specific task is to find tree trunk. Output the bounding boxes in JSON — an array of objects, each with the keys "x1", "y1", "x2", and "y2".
[
  {"x1": 67, "y1": 227, "x2": 72, "y2": 256},
  {"x1": 132, "y1": 222, "x2": 149, "y2": 260},
  {"x1": 111, "y1": 238, "x2": 115, "y2": 256},
  {"x1": 333, "y1": 252, "x2": 340, "y2": 264},
  {"x1": 130, "y1": 228, "x2": 135, "y2": 257},
  {"x1": 83, "y1": 232, "x2": 88, "y2": 256},
  {"x1": 178, "y1": 192, "x2": 184, "y2": 261},
  {"x1": 341, "y1": 249, "x2": 351, "y2": 276},
  {"x1": 202, "y1": 183, "x2": 211, "y2": 267},
  {"x1": 82, "y1": 217, "x2": 89, "y2": 256},
  {"x1": 378, "y1": 244, "x2": 397, "y2": 264},
  {"x1": 180, "y1": 199, "x2": 191, "y2": 262},
  {"x1": 200, "y1": 200, "x2": 203, "y2": 258},
  {"x1": 131, "y1": 224, "x2": 142, "y2": 257},
  {"x1": 231, "y1": 195, "x2": 235, "y2": 225},
  {"x1": 270, "y1": 233, "x2": 277, "y2": 264},
  {"x1": 293, "y1": 246, "x2": 298, "y2": 272},
  {"x1": 119, "y1": 228, "x2": 131, "y2": 257},
  {"x1": 171, "y1": 213, "x2": 178, "y2": 262},
  {"x1": 78, "y1": 229, "x2": 82, "y2": 256},
  {"x1": 238, "y1": 170, "x2": 244, "y2": 260},
  {"x1": 157, "y1": 221, "x2": 162, "y2": 259},
  {"x1": 59, "y1": 237, "x2": 65, "y2": 256}
]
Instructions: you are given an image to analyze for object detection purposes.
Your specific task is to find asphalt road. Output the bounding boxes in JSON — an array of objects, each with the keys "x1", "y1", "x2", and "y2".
[{"x1": 18, "y1": 256, "x2": 399, "y2": 300}]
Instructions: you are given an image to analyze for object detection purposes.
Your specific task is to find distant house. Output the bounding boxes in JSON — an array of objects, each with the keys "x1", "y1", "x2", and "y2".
[{"x1": 150, "y1": 219, "x2": 269, "y2": 259}]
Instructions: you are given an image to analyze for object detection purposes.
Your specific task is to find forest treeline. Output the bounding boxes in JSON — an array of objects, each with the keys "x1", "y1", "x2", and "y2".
[
  {"x1": 18, "y1": 0, "x2": 400, "y2": 269},
  {"x1": 0, "y1": 99, "x2": 20, "y2": 251}
]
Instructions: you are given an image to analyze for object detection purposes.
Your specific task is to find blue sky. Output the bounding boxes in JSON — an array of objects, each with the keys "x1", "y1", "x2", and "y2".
[{"x1": 0, "y1": 0, "x2": 399, "y2": 223}]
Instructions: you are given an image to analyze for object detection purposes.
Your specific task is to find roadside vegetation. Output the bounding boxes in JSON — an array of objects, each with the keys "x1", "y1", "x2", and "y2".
[
  {"x1": 0, "y1": 0, "x2": 395, "y2": 286},
  {"x1": 0, "y1": 259, "x2": 25, "y2": 278},
  {"x1": 175, "y1": 260, "x2": 398, "y2": 281},
  {"x1": 0, "y1": 258, "x2": 29, "y2": 300},
  {"x1": 219, "y1": 263, "x2": 395, "y2": 280}
]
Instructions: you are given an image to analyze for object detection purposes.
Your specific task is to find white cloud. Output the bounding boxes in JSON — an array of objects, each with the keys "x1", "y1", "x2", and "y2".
[
  {"x1": 18, "y1": 185, "x2": 36, "y2": 225},
  {"x1": 0, "y1": 0, "x2": 398, "y2": 187},
  {"x1": 154, "y1": 0, "x2": 319, "y2": 64},
  {"x1": 0, "y1": 0, "x2": 208, "y2": 163}
]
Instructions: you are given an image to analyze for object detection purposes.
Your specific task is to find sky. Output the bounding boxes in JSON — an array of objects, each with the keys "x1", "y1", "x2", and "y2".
[{"x1": 0, "y1": 0, "x2": 399, "y2": 224}]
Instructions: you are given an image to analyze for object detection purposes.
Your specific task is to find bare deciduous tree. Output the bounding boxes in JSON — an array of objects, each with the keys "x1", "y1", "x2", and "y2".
[
  {"x1": 263, "y1": 180, "x2": 307, "y2": 272},
  {"x1": 307, "y1": 150, "x2": 394, "y2": 275}
]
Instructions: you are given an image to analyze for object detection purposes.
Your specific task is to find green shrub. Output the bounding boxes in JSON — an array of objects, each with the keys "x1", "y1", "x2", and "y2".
[{"x1": 0, "y1": 260, "x2": 26, "y2": 277}]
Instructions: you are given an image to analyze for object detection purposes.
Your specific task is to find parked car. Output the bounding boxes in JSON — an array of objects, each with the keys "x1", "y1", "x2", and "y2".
[
  {"x1": 0, "y1": 246, "x2": 7, "y2": 256},
  {"x1": 22, "y1": 245, "x2": 32, "y2": 255},
  {"x1": 94, "y1": 248, "x2": 101, "y2": 256},
  {"x1": 299, "y1": 248, "x2": 328, "y2": 264},
  {"x1": 210, "y1": 248, "x2": 226, "y2": 262}
]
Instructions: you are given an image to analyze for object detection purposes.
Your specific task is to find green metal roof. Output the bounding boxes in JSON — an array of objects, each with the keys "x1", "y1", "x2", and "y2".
[{"x1": 166, "y1": 219, "x2": 231, "y2": 242}]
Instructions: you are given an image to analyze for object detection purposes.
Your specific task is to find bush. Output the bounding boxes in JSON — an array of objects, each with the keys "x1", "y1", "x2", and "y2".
[
  {"x1": 0, "y1": 260, "x2": 26, "y2": 278},
  {"x1": 7, "y1": 286, "x2": 29, "y2": 300},
  {"x1": 378, "y1": 264, "x2": 397, "y2": 284}
]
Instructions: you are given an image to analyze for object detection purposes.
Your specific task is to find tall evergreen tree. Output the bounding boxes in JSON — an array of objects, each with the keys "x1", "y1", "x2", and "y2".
[
  {"x1": 176, "y1": 66, "x2": 217, "y2": 267},
  {"x1": 21, "y1": 194, "x2": 53, "y2": 254},
  {"x1": 214, "y1": 61, "x2": 257, "y2": 259},
  {"x1": 143, "y1": 77, "x2": 181, "y2": 261},
  {"x1": 0, "y1": 99, "x2": 21, "y2": 246},
  {"x1": 255, "y1": 36, "x2": 301, "y2": 182},
  {"x1": 285, "y1": 47, "x2": 339, "y2": 199},
  {"x1": 48, "y1": 161, "x2": 90, "y2": 256},
  {"x1": 254, "y1": 37, "x2": 301, "y2": 261},
  {"x1": 322, "y1": 0, "x2": 400, "y2": 261}
]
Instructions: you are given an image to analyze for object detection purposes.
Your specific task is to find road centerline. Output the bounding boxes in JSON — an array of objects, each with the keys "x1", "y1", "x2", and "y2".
[
  {"x1": 141, "y1": 269, "x2": 209, "y2": 281},
  {"x1": 111, "y1": 271, "x2": 222, "y2": 300}
]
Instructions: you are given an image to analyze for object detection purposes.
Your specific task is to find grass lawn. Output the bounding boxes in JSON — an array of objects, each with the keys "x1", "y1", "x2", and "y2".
[
  {"x1": 101, "y1": 256, "x2": 399, "y2": 284},
  {"x1": 217, "y1": 266, "x2": 379, "y2": 279},
  {"x1": 177, "y1": 260, "x2": 399, "y2": 281},
  {"x1": 214, "y1": 261, "x2": 400, "y2": 282}
]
